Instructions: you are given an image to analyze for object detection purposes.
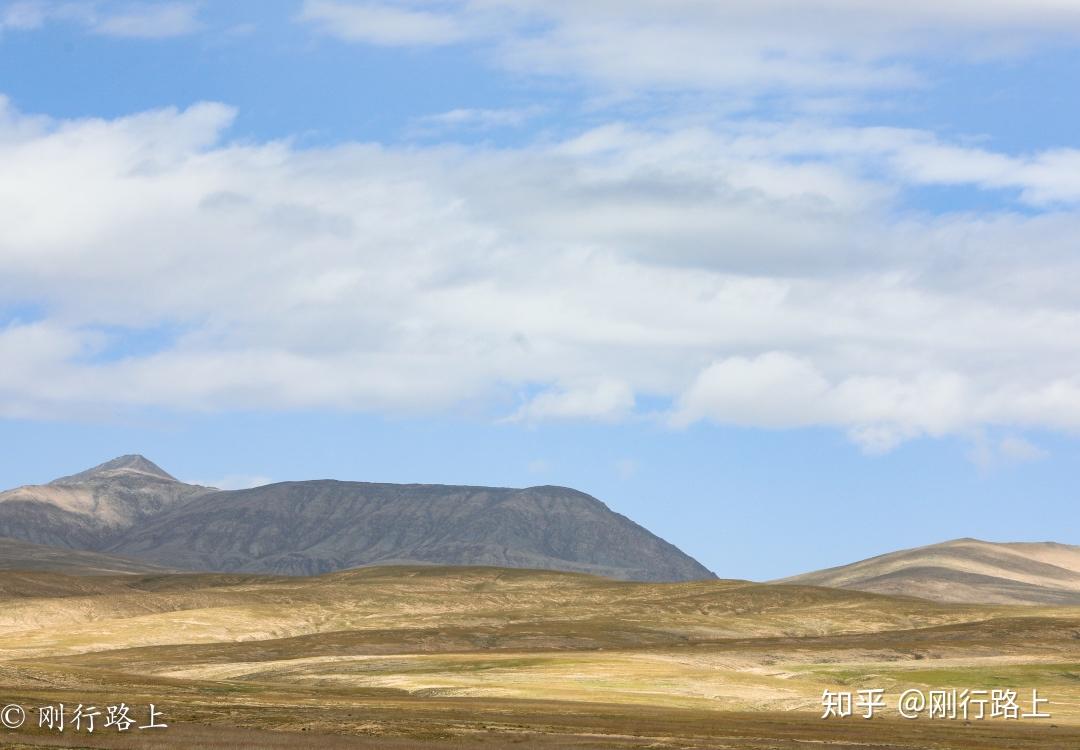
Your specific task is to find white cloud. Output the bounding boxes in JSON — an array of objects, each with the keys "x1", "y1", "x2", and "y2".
[
  {"x1": 671, "y1": 353, "x2": 831, "y2": 430},
  {"x1": 510, "y1": 379, "x2": 636, "y2": 424},
  {"x1": 411, "y1": 106, "x2": 542, "y2": 134},
  {"x1": 889, "y1": 143, "x2": 1080, "y2": 206},
  {"x1": 93, "y1": 2, "x2": 200, "y2": 39},
  {"x1": 998, "y1": 436, "x2": 1048, "y2": 463},
  {"x1": 967, "y1": 433, "x2": 1048, "y2": 469},
  {"x1": 295, "y1": 1, "x2": 1080, "y2": 96},
  {"x1": 0, "y1": 1, "x2": 93, "y2": 31},
  {"x1": 0, "y1": 1, "x2": 200, "y2": 38},
  {"x1": 299, "y1": 1, "x2": 470, "y2": 46},
  {"x1": 3, "y1": 100, "x2": 1080, "y2": 451},
  {"x1": 1, "y1": 2, "x2": 48, "y2": 30},
  {"x1": 670, "y1": 350, "x2": 1078, "y2": 455},
  {"x1": 671, "y1": 354, "x2": 973, "y2": 452}
]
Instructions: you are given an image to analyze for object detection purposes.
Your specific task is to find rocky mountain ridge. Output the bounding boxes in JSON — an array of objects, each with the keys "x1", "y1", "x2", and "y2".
[{"x1": 0, "y1": 455, "x2": 715, "y2": 582}]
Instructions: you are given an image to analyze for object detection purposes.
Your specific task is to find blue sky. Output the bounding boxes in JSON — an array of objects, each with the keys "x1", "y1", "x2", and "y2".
[{"x1": 1, "y1": 0, "x2": 1079, "y2": 579}]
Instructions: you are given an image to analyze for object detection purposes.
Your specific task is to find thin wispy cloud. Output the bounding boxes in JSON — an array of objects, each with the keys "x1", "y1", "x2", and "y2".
[
  {"x1": 299, "y1": 0, "x2": 470, "y2": 46},
  {"x1": 0, "y1": 1, "x2": 91, "y2": 31},
  {"x1": 411, "y1": 106, "x2": 543, "y2": 134},
  {"x1": 93, "y1": 2, "x2": 200, "y2": 39},
  {"x1": 0, "y1": 1, "x2": 200, "y2": 38},
  {"x1": 967, "y1": 433, "x2": 1049, "y2": 470},
  {"x1": 296, "y1": 1, "x2": 1080, "y2": 98}
]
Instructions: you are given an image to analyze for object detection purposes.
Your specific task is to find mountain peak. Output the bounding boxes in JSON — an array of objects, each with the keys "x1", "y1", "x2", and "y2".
[{"x1": 51, "y1": 455, "x2": 177, "y2": 485}]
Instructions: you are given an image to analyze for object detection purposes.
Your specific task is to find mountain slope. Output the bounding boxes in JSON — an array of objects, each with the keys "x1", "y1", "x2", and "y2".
[
  {"x1": 109, "y1": 480, "x2": 716, "y2": 582},
  {"x1": 0, "y1": 455, "x2": 211, "y2": 550},
  {"x1": 0, "y1": 537, "x2": 174, "y2": 575},
  {"x1": 777, "y1": 538, "x2": 1080, "y2": 605}
]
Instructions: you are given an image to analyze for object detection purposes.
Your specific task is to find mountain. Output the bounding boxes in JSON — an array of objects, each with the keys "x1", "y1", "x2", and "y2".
[
  {"x1": 0, "y1": 454, "x2": 211, "y2": 550},
  {"x1": 0, "y1": 537, "x2": 174, "y2": 575},
  {"x1": 0, "y1": 456, "x2": 715, "y2": 582},
  {"x1": 51, "y1": 453, "x2": 178, "y2": 484},
  {"x1": 777, "y1": 538, "x2": 1080, "y2": 605},
  {"x1": 109, "y1": 480, "x2": 716, "y2": 581}
]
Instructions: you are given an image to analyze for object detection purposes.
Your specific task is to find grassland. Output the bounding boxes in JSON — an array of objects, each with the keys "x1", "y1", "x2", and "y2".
[{"x1": 0, "y1": 565, "x2": 1078, "y2": 748}]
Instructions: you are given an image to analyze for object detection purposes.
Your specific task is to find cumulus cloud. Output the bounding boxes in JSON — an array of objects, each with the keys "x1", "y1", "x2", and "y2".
[
  {"x1": 3, "y1": 99, "x2": 1080, "y2": 450},
  {"x1": 671, "y1": 354, "x2": 830, "y2": 430},
  {"x1": 670, "y1": 354, "x2": 972, "y2": 453},
  {"x1": 509, "y1": 379, "x2": 636, "y2": 424}
]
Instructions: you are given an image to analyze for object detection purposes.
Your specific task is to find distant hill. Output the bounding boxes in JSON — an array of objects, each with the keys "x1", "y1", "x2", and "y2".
[
  {"x1": 0, "y1": 537, "x2": 173, "y2": 575},
  {"x1": 777, "y1": 538, "x2": 1080, "y2": 605},
  {"x1": 0, "y1": 456, "x2": 715, "y2": 583}
]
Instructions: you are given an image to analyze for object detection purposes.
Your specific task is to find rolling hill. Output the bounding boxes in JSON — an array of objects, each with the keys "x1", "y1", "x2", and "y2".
[
  {"x1": 1, "y1": 564, "x2": 1078, "y2": 747},
  {"x1": 777, "y1": 538, "x2": 1080, "y2": 605}
]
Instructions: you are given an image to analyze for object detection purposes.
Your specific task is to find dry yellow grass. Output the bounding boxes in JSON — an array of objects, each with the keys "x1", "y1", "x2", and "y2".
[{"x1": 1, "y1": 565, "x2": 1078, "y2": 748}]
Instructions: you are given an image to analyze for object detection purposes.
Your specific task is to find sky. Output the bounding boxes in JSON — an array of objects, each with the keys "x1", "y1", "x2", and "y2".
[{"x1": 1, "y1": 0, "x2": 1079, "y2": 580}]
